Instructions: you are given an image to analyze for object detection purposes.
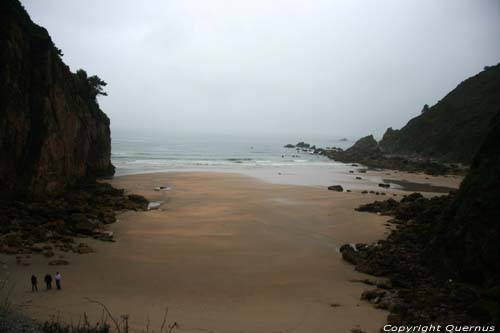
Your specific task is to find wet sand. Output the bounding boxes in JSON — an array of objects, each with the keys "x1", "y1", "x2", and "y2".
[{"x1": 1, "y1": 172, "x2": 461, "y2": 332}]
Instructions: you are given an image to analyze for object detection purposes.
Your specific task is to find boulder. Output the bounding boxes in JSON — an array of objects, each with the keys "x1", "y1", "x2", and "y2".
[
  {"x1": 93, "y1": 230, "x2": 114, "y2": 242},
  {"x1": 69, "y1": 213, "x2": 96, "y2": 235},
  {"x1": 340, "y1": 244, "x2": 359, "y2": 264},
  {"x1": 328, "y1": 185, "x2": 344, "y2": 192},
  {"x1": 127, "y1": 194, "x2": 149, "y2": 210},
  {"x1": 361, "y1": 288, "x2": 386, "y2": 301},
  {"x1": 75, "y1": 243, "x2": 93, "y2": 254}
]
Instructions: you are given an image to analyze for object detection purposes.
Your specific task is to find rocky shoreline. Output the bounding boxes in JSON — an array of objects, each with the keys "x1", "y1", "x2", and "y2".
[
  {"x1": 340, "y1": 192, "x2": 499, "y2": 328},
  {"x1": 284, "y1": 139, "x2": 466, "y2": 176},
  {"x1": 0, "y1": 182, "x2": 148, "y2": 259}
]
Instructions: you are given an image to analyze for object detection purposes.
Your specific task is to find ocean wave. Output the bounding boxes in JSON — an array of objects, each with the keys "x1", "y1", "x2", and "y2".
[{"x1": 114, "y1": 158, "x2": 345, "y2": 169}]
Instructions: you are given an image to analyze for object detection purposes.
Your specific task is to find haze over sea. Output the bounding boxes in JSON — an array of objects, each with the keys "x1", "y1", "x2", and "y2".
[{"x1": 111, "y1": 129, "x2": 357, "y2": 186}]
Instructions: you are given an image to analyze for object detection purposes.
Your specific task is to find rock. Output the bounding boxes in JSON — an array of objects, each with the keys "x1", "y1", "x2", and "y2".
[
  {"x1": 30, "y1": 244, "x2": 44, "y2": 253},
  {"x1": 99, "y1": 209, "x2": 116, "y2": 224},
  {"x1": 127, "y1": 194, "x2": 149, "y2": 210},
  {"x1": 376, "y1": 279, "x2": 393, "y2": 290},
  {"x1": 3, "y1": 233, "x2": 23, "y2": 248},
  {"x1": 43, "y1": 250, "x2": 55, "y2": 258},
  {"x1": 340, "y1": 244, "x2": 359, "y2": 265},
  {"x1": 296, "y1": 142, "x2": 310, "y2": 148},
  {"x1": 94, "y1": 230, "x2": 114, "y2": 242},
  {"x1": 328, "y1": 185, "x2": 343, "y2": 192},
  {"x1": 387, "y1": 313, "x2": 402, "y2": 325},
  {"x1": 69, "y1": 214, "x2": 96, "y2": 235},
  {"x1": 48, "y1": 259, "x2": 69, "y2": 266},
  {"x1": 356, "y1": 198, "x2": 399, "y2": 214},
  {"x1": 4, "y1": 246, "x2": 19, "y2": 255},
  {"x1": 351, "y1": 329, "x2": 367, "y2": 333},
  {"x1": 284, "y1": 144, "x2": 295, "y2": 148},
  {"x1": 361, "y1": 288, "x2": 386, "y2": 301},
  {"x1": 75, "y1": 243, "x2": 93, "y2": 254}
]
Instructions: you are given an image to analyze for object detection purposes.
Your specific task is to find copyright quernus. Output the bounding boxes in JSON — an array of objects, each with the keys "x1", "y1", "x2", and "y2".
[{"x1": 383, "y1": 325, "x2": 496, "y2": 333}]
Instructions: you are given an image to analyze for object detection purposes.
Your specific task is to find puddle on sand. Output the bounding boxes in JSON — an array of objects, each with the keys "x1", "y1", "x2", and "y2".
[
  {"x1": 147, "y1": 201, "x2": 163, "y2": 210},
  {"x1": 383, "y1": 179, "x2": 456, "y2": 193}
]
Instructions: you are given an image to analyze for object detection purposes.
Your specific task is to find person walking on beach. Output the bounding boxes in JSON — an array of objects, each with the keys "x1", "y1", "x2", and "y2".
[
  {"x1": 55, "y1": 272, "x2": 62, "y2": 290},
  {"x1": 31, "y1": 274, "x2": 38, "y2": 292},
  {"x1": 44, "y1": 273, "x2": 52, "y2": 290}
]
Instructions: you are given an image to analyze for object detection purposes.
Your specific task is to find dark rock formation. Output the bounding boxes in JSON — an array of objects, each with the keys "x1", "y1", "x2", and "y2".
[
  {"x1": 325, "y1": 135, "x2": 381, "y2": 162},
  {"x1": 379, "y1": 64, "x2": 500, "y2": 164},
  {"x1": 431, "y1": 112, "x2": 500, "y2": 283},
  {"x1": 295, "y1": 142, "x2": 310, "y2": 148},
  {"x1": 326, "y1": 135, "x2": 460, "y2": 175},
  {"x1": 0, "y1": 182, "x2": 149, "y2": 254},
  {"x1": 341, "y1": 114, "x2": 500, "y2": 326},
  {"x1": 0, "y1": 1, "x2": 151, "y2": 257},
  {"x1": 328, "y1": 185, "x2": 344, "y2": 192},
  {"x1": 322, "y1": 65, "x2": 500, "y2": 174},
  {"x1": 0, "y1": 0, "x2": 115, "y2": 199}
]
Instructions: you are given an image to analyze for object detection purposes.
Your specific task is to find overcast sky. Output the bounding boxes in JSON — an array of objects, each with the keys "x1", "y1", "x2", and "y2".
[{"x1": 21, "y1": 0, "x2": 500, "y2": 138}]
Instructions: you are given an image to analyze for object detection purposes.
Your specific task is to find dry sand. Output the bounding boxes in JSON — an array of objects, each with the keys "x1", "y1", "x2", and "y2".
[{"x1": 1, "y1": 172, "x2": 461, "y2": 332}]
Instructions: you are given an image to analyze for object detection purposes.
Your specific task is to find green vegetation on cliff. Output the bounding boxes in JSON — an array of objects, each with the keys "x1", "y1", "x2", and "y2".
[{"x1": 379, "y1": 64, "x2": 500, "y2": 164}]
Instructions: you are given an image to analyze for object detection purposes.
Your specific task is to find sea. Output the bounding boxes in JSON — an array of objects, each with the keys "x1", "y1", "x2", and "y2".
[{"x1": 111, "y1": 129, "x2": 374, "y2": 188}]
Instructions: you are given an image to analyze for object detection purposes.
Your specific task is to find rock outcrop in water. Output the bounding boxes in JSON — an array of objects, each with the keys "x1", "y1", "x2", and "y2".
[{"x1": 0, "y1": 0, "x2": 115, "y2": 199}]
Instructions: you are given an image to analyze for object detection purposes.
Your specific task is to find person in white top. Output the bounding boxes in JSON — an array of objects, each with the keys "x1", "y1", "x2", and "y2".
[{"x1": 55, "y1": 272, "x2": 62, "y2": 290}]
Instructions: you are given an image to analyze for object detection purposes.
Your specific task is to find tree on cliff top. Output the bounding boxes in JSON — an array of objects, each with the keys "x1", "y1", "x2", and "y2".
[{"x1": 75, "y1": 69, "x2": 108, "y2": 104}]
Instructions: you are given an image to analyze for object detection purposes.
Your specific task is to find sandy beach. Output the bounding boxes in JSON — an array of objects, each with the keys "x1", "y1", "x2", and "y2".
[{"x1": 1, "y1": 172, "x2": 461, "y2": 332}]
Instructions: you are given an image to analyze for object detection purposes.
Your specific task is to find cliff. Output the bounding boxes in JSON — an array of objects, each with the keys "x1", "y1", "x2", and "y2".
[
  {"x1": 379, "y1": 64, "x2": 500, "y2": 164},
  {"x1": 432, "y1": 112, "x2": 500, "y2": 283},
  {"x1": 0, "y1": 0, "x2": 115, "y2": 199},
  {"x1": 339, "y1": 114, "x2": 500, "y2": 325}
]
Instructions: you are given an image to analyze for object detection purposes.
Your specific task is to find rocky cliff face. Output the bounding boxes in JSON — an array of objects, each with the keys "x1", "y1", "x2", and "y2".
[
  {"x1": 379, "y1": 64, "x2": 500, "y2": 164},
  {"x1": 0, "y1": 0, "x2": 114, "y2": 198},
  {"x1": 326, "y1": 134, "x2": 456, "y2": 175},
  {"x1": 432, "y1": 112, "x2": 500, "y2": 283},
  {"x1": 339, "y1": 114, "x2": 500, "y2": 325}
]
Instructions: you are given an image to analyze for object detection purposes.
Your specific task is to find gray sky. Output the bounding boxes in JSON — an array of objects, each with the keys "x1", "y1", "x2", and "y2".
[{"x1": 21, "y1": 0, "x2": 500, "y2": 138}]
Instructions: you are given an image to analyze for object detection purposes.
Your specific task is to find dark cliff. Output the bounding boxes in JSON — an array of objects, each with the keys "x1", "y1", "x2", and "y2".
[
  {"x1": 379, "y1": 64, "x2": 500, "y2": 164},
  {"x1": 432, "y1": 112, "x2": 500, "y2": 283},
  {"x1": 0, "y1": 0, "x2": 115, "y2": 198},
  {"x1": 340, "y1": 114, "x2": 500, "y2": 325}
]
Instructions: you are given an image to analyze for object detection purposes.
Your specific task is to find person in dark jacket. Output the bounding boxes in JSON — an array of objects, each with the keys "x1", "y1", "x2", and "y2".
[
  {"x1": 31, "y1": 274, "x2": 38, "y2": 292},
  {"x1": 44, "y1": 274, "x2": 52, "y2": 290}
]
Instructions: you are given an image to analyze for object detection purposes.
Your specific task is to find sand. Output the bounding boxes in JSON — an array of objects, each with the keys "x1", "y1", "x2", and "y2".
[{"x1": 0, "y1": 172, "x2": 461, "y2": 332}]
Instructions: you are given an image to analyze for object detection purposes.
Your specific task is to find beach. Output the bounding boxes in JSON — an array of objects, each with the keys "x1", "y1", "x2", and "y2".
[{"x1": 1, "y1": 171, "x2": 461, "y2": 332}]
